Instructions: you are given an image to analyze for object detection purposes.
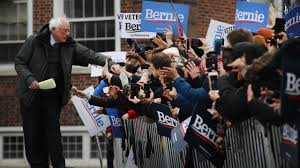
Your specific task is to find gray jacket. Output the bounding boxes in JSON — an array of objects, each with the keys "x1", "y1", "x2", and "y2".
[{"x1": 15, "y1": 24, "x2": 114, "y2": 107}]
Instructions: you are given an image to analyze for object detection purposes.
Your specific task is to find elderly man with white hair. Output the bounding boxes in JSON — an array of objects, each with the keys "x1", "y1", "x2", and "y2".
[{"x1": 15, "y1": 16, "x2": 117, "y2": 168}]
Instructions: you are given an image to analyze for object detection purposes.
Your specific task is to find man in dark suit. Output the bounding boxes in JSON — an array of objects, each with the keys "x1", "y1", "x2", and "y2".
[{"x1": 14, "y1": 16, "x2": 118, "y2": 168}]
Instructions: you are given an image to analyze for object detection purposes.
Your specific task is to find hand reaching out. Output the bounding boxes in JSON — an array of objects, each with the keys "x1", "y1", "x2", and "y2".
[
  {"x1": 110, "y1": 64, "x2": 122, "y2": 75},
  {"x1": 128, "y1": 96, "x2": 141, "y2": 104},
  {"x1": 141, "y1": 89, "x2": 154, "y2": 103},
  {"x1": 270, "y1": 98, "x2": 281, "y2": 113},
  {"x1": 218, "y1": 61, "x2": 227, "y2": 77},
  {"x1": 160, "y1": 67, "x2": 180, "y2": 81},
  {"x1": 247, "y1": 84, "x2": 254, "y2": 102},
  {"x1": 74, "y1": 88, "x2": 91, "y2": 100},
  {"x1": 186, "y1": 48, "x2": 198, "y2": 61},
  {"x1": 151, "y1": 36, "x2": 169, "y2": 50},
  {"x1": 164, "y1": 26, "x2": 173, "y2": 45},
  {"x1": 126, "y1": 51, "x2": 140, "y2": 60},
  {"x1": 208, "y1": 90, "x2": 220, "y2": 102},
  {"x1": 186, "y1": 61, "x2": 201, "y2": 79},
  {"x1": 95, "y1": 107, "x2": 104, "y2": 114},
  {"x1": 122, "y1": 113, "x2": 129, "y2": 120},
  {"x1": 171, "y1": 107, "x2": 180, "y2": 116},
  {"x1": 163, "y1": 87, "x2": 178, "y2": 101},
  {"x1": 275, "y1": 32, "x2": 288, "y2": 45}
]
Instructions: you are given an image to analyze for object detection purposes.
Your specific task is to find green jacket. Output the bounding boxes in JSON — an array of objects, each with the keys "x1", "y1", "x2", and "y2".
[{"x1": 15, "y1": 24, "x2": 114, "y2": 107}]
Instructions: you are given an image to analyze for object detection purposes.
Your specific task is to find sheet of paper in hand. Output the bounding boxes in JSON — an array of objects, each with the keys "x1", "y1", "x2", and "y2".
[
  {"x1": 101, "y1": 51, "x2": 127, "y2": 63},
  {"x1": 38, "y1": 78, "x2": 56, "y2": 89},
  {"x1": 90, "y1": 65, "x2": 103, "y2": 77}
]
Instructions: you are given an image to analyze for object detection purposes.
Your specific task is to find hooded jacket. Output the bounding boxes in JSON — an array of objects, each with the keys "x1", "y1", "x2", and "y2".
[{"x1": 15, "y1": 24, "x2": 114, "y2": 107}]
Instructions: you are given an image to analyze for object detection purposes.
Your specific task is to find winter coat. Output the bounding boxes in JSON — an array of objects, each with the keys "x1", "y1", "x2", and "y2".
[
  {"x1": 173, "y1": 77, "x2": 210, "y2": 105},
  {"x1": 15, "y1": 24, "x2": 114, "y2": 107}
]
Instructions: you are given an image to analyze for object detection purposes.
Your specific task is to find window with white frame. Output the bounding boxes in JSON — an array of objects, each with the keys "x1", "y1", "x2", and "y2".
[
  {"x1": 62, "y1": 136, "x2": 83, "y2": 159},
  {"x1": 0, "y1": 0, "x2": 30, "y2": 63},
  {"x1": 63, "y1": 0, "x2": 116, "y2": 52},
  {"x1": 2, "y1": 136, "x2": 24, "y2": 159},
  {"x1": 0, "y1": 130, "x2": 108, "y2": 168},
  {"x1": 90, "y1": 136, "x2": 107, "y2": 159}
]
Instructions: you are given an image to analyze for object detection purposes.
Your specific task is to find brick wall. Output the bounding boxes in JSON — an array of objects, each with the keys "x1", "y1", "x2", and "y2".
[
  {"x1": 0, "y1": 75, "x2": 98, "y2": 126},
  {"x1": 33, "y1": 0, "x2": 53, "y2": 33},
  {"x1": 0, "y1": 0, "x2": 236, "y2": 127},
  {"x1": 0, "y1": 76, "x2": 20, "y2": 126}
]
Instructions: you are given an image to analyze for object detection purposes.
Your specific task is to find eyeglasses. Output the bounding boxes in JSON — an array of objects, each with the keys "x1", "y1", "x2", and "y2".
[{"x1": 56, "y1": 27, "x2": 70, "y2": 34}]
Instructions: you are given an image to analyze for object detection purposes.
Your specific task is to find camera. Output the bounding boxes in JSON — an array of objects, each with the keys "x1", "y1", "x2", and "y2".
[
  {"x1": 164, "y1": 77, "x2": 173, "y2": 90},
  {"x1": 273, "y1": 18, "x2": 285, "y2": 34},
  {"x1": 206, "y1": 51, "x2": 218, "y2": 72},
  {"x1": 143, "y1": 83, "x2": 151, "y2": 98},
  {"x1": 273, "y1": 18, "x2": 285, "y2": 40},
  {"x1": 214, "y1": 38, "x2": 224, "y2": 55},
  {"x1": 265, "y1": 97, "x2": 274, "y2": 104},
  {"x1": 221, "y1": 47, "x2": 234, "y2": 71},
  {"x1": 127, "y1": 39, "x2": 146, "y2": 58},
  {"x1": 156, "y1": 32, "x2": 165, "y2": 39},
  {"x1": 191, "y1": 39, "x2": 203, "y2": 48},
  {"x1": 151, "y1": 33, "x2": 166, "y2": 48},
  {"x1": 208, "y1": 71, "x2": 219, "y2": 90},
  {"x1": 264, "y1": 90, "x2": 280, "y2": 105},
  {"x1": 186, "y1": 38, "x2": 190, "y2": 51},
  {"x1": 130, "y1": 83, "x2": 140, "y2": 99},
  {"x1": 190, "y1": 38, "x2": 204, "y2": 58}
]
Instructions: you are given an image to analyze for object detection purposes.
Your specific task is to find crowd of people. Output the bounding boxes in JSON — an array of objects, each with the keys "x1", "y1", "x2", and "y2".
[
  {"x1": 73, "y1": 20, "x2": 298, "y2": 166},
  {"x1": 15, "y1": 15, "x2": 300, "y2": 167}
]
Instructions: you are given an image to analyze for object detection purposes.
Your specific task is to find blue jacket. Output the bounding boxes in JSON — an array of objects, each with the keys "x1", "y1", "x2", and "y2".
[{"x1": 173, "y1": 77, "x2": 210, "y2": 105}]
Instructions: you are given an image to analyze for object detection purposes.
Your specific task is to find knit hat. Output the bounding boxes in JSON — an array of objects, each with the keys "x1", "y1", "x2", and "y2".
[
  {"x1": 253, "y1": 35, "x2": 268, "y2": 48},
  {"x1": 256, "y1": 28, "x2": 273, "y2": 39}
]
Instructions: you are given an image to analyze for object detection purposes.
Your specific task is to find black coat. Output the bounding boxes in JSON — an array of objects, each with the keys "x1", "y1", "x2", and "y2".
[{"x1": 15, "y1": 24, "x2": 114, "y2": 106}]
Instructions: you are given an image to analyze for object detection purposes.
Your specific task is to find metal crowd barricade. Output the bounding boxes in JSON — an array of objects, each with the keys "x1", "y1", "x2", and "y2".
[{"x1": 113, "y1": 117, "x2": 288, "y2": 168}]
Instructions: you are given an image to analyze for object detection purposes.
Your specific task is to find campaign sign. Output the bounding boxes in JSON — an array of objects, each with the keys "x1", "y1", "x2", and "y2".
[
  {"x1": 279, "y1": 38, "x2": 300, "y2": 166},
  {"x1": 284, "y1": 6, "x2": 300, "y2": 37},
  {"x1": 281, "y1": 124, "x2": 298, "y2": 166},
  {"x1": 141, "y1": 1, "x2": 189, "y2": 35},
  {"x1": 171, "y1": 116, "x2": 191, "y2": 154},
  {"x1": 280, "y1": 38, "x2": 300, "y2": 167},
  {"x1": 205, "y1": 19, "x2": 234, "y2": 47},
  {"x1": 150, "y1": 103, "x2": 179, "y2": 138},
  {"x1": 283, "y1": 0, "x2": 298, "y2": 16},
  {"x1": 106, "y1": 108, "x2": 126, "y2": 138},
  {"x1": 235, "y1": 1, "x2": 269, "y2": 32},
  {"x1": 117, "y1": 13, "x2": 156, "y2": 39},
  {"x1": 71, "y1": 86, "x2": 110, "y2": 137},
  {"x1": 280, "y1": 38, "x2": 300, "y2": 127},
  {"x1": 185, "y1": 103, "x2": 224, "y2": 167}
]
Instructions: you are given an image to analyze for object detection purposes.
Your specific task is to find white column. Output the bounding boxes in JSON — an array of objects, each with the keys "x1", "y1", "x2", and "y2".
[
  {"x1": 27, "y1": 0, "x2": 33, "y2": 35},
  {"x1": 53, "y1": 0, "x2": 64, "y2": 18},
  {"x1": 114, "y1": 0, "x2": 121, "y2": 51}
]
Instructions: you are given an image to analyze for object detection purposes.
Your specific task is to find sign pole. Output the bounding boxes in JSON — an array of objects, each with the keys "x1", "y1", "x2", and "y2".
[{"x1": 95, "y1": 133, "x2": 103, "y2": 168}]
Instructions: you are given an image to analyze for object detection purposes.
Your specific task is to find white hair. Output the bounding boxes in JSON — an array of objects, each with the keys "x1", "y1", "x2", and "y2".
[{"x1": 49, "y1": 16, "x2": 67, "y2": 30}]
